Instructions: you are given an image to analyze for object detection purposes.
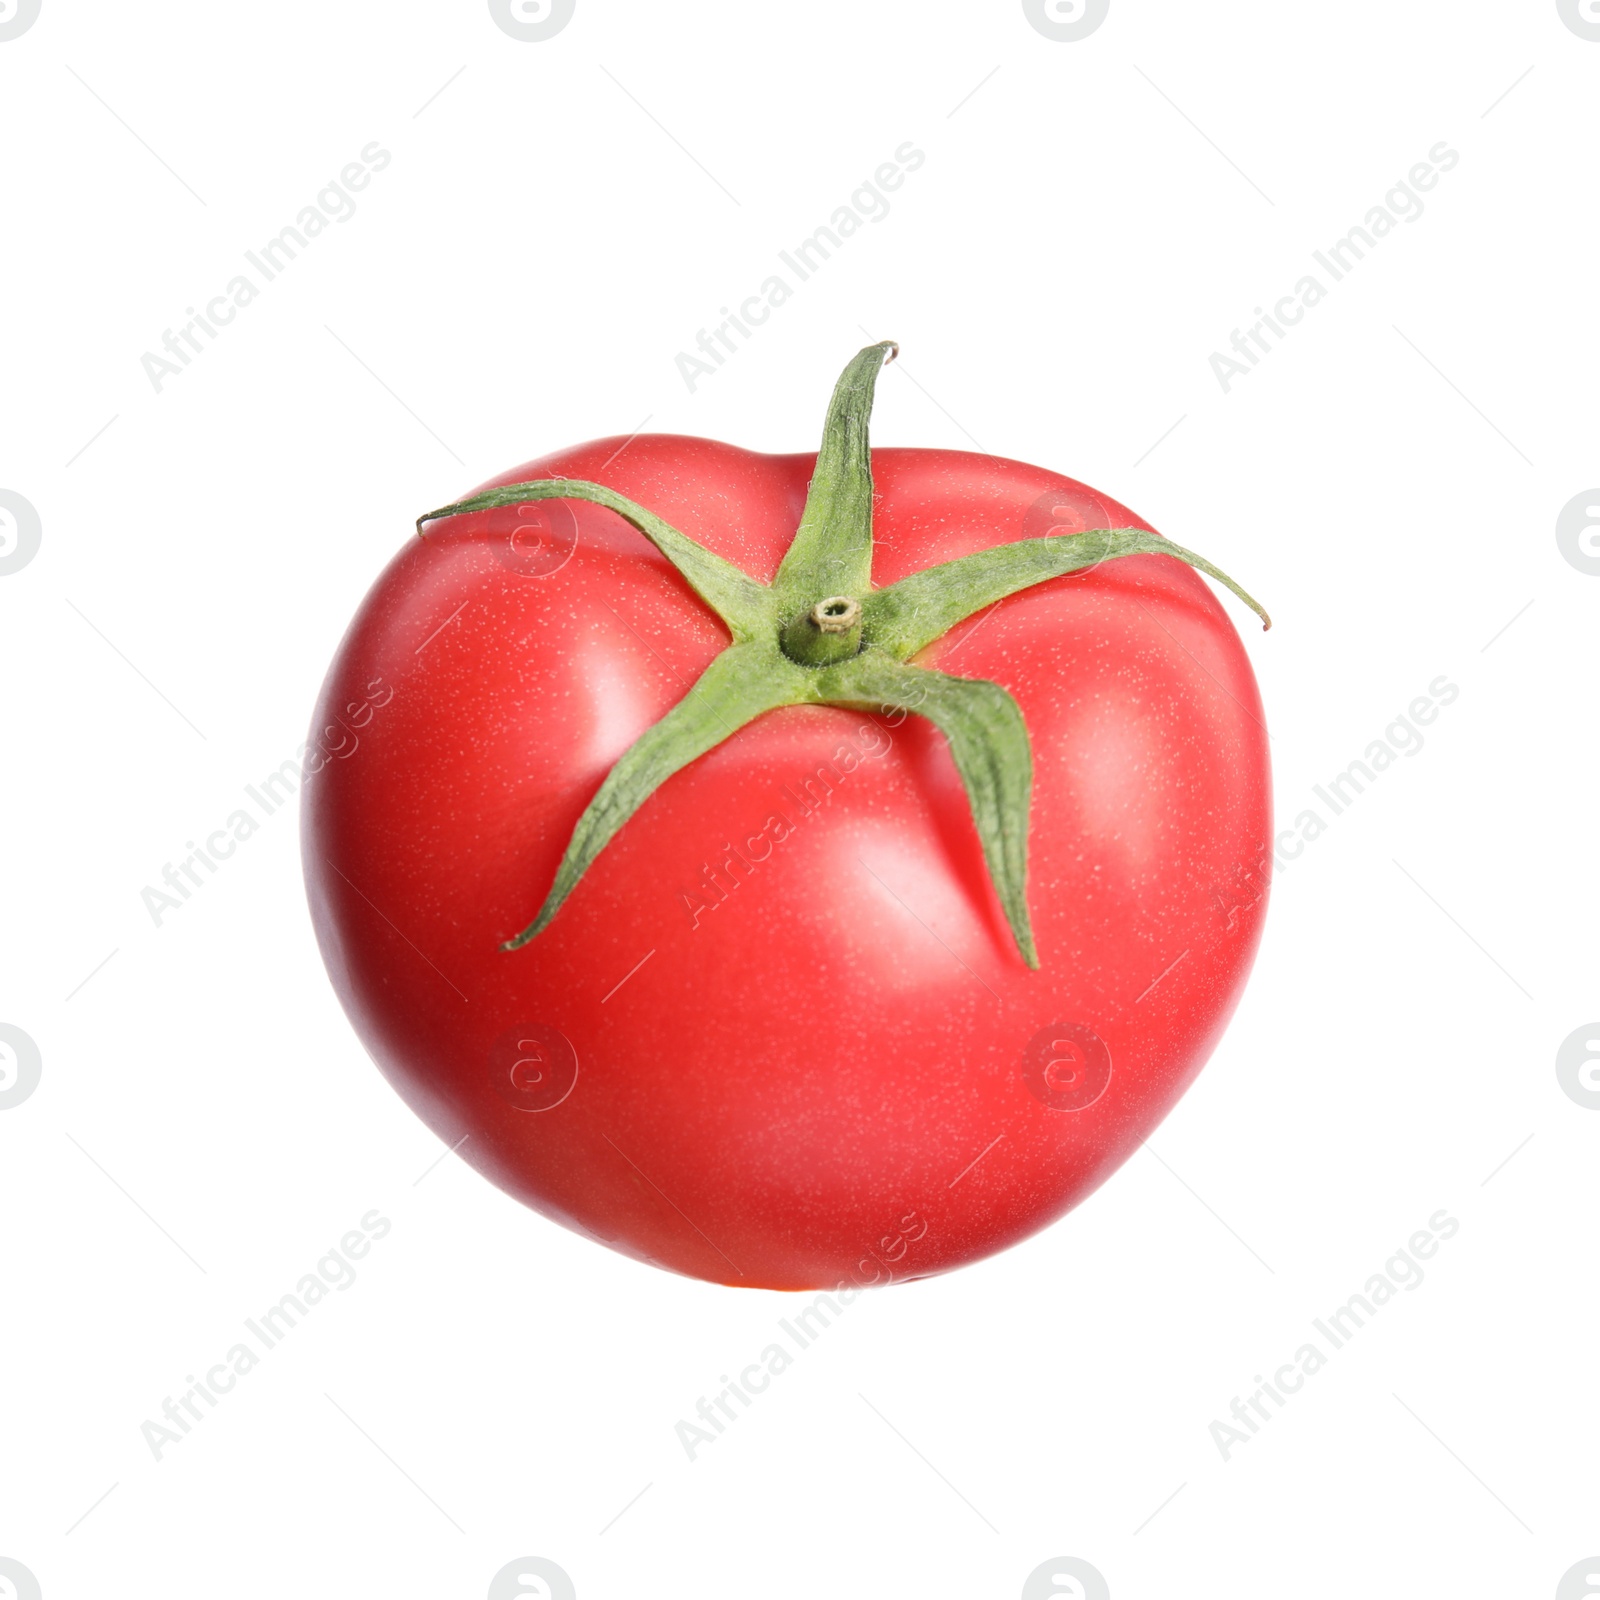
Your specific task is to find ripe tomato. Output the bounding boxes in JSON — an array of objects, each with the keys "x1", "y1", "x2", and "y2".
[{"x1": 304, "y1": 348, "x2": 1269, "y2": 1290}]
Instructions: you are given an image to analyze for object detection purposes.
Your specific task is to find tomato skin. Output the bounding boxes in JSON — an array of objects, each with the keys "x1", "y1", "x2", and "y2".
[{"x1": 304, "y1": 436, "x2": 1270, "y2": 1290}]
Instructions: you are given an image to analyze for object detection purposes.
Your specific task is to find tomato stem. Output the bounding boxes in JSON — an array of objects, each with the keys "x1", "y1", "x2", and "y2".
[{"x1": 780, "y1": 594, "x2": 864, "y2": 666}]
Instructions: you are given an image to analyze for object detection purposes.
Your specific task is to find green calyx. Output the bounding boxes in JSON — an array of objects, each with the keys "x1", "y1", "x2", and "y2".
[{"x1": 416, "y1": 342, "x2": 1270, "y2": 969}]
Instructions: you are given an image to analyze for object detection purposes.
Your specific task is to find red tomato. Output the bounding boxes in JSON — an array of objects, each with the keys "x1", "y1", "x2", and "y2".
[{"x1": 304, "y1": 430, "x2": 1269, "y2": 1291}]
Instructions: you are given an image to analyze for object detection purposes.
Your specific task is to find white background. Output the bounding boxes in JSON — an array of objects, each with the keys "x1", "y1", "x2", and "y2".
[{"x1": 2, "y1": 2, "x2": 1596, "y2": 1597}]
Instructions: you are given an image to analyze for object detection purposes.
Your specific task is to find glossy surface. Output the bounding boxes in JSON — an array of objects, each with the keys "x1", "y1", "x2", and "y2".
[{"x1": 303, "y1": 437, "x2": 1271, "y2": 1289}]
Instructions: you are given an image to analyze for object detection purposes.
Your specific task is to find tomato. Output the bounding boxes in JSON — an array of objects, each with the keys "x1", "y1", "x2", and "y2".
[{"x1": 303, "y1": 346, "x2": 1270, "y2": 1290}]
